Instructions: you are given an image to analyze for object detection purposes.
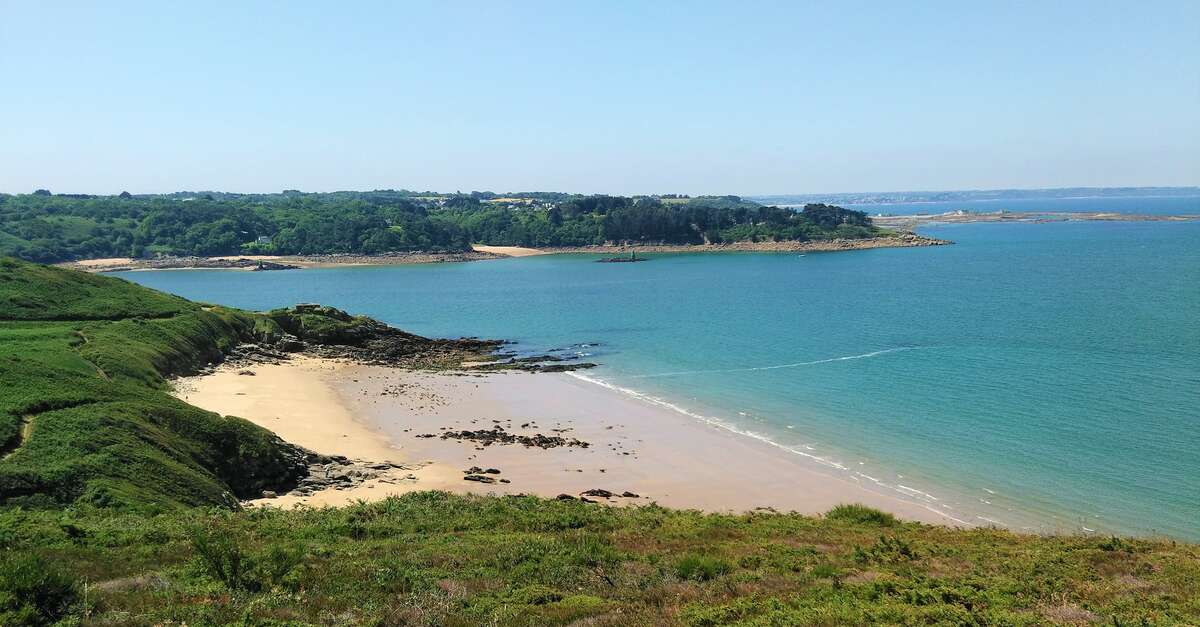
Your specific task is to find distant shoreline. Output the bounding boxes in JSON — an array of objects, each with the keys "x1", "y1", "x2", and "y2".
[
  {"x1": 57, "y1": 210, "x2": 1200, "y2": 273},
  {"x1": 872, "y1": 210, "x2": 1200, "y2": 230},
  {"x1": 59, "y1": 234, "x2": 950, "y2": 272}
]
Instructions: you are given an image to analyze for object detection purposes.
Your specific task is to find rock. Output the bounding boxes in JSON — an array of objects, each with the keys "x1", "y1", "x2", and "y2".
[
  {"x1": 464, "y1": 466, "x2": 484, "y2": 474},
  {"x1": 555, "y1": 494, "x2": 576, "y2": 500},
  {"x1": 621, "y1": 491, "x2": 639, "y2": 498},
  {"x1": 499, "y1": 478, "x2": 511, "y2": 484},
  {"x1": 238, "y1": 370, "x2": 256, "y2": 376},
  {"x1": 436, "y1": 426, "x2": 589, "y2": 449},
  {"x1": 261, "y1": 490, "x2": 277, "y2": 498},
  {"x1": 278, "y1": 338, "x2": 307, "y2": 352},
  {"x1": 463, "y1": 474, "x2": 496, "y2": 484},
  {"x1": 581, "y1": 488, "x2": 614, "y2": 498},
  {"x1": 484, "y1": 468, "x2": 501, "y2": 474}
]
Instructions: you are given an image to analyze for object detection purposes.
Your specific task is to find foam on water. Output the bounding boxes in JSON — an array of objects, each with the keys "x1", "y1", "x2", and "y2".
[
  {"x1": 626, "y1": 346, "x2": 923, "y2": 379},
  {"x1": 566, "y1": 370, "x2": 977, "y2": 527}
]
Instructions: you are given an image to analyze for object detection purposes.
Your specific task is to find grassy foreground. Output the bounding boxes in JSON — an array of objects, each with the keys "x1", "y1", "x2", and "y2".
[
  {"x1": 1, "y1": 258, "x2": 1198, "y2": 625},
  {"x1": 5, "y1": 494, "x2": 1200, "y2": 625}
]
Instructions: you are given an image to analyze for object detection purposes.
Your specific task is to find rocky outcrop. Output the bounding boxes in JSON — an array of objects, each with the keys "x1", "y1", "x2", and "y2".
[
  {"x1": 424, "y1": 426, "x2": 590, "y2": 449},
  {"x1": 267, "y1": 452, "x2": 422, "y2": 498}
]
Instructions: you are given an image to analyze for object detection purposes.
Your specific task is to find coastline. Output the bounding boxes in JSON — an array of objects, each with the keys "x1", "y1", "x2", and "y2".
[
  {"x1": 506, "y1": 233, "x2": 949, "y2": 255},
  {"x1": 59, "y1": 234, "x2": 950, "y2": 272},
  {"x1": 60, "y1": 250, "x2": 501, "y2": 273},
  {"x1": 176, "y1": 356, "x2": 966, "y2": 525},
  {"x1": 872, "y1": 210, "x2": 1200, "y2": 230}
]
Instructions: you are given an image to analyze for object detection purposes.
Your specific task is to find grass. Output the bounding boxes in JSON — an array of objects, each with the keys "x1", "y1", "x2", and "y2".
[
  {"x1": 0, "y1": 257, "x2": 307, "y2": 511},
  {"x1": 1, "y1": 493, "x2": 1197, "y2": 625},
  {"x1": 826, "y1": 503, "x2": 900, "y2": 527},
  {"x1": 0, "y1": 257, "x2": 193, "y2": 320}
]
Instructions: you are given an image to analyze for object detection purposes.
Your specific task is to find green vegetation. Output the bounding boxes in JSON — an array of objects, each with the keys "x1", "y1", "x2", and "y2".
[
  {"x1": 0, "y1": 189, "x2": 882, "y2": 262},
  {"x1": 0, "y1": 257, "x2": 309, "y2": 511},
  {"x1": 826, "y1": 503, "x2": 900, "y2": 527},
  {"x1": 3, "y1": 494, "x2": 1198, "y2": 625},
  {"x1": 2, "y1": 258, "x2": 1196, "y2": 625},
  {"x1": 0, "y1": 257, "x2": 191, "y2": 320}
]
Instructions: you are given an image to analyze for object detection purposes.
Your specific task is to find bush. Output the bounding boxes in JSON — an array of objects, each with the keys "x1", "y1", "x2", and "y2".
[
  {"x1": 675, "y1": 554, "x2": 732, "y2": 581},
  {"x1": 0, "y1": 553, "x2": 79, "y2": 626},
  {"x1": 191, "y1": 526, "x2": 257, "y2": 591},
  {"x1": 826, "y1": 504, "x2": 898, "y2": 527},
  {"x1": 190, "y1": 527, "x2": 305, "y2": 592},
  {"x1": 854, "y1": 535, "x2": 918, "y2": 565}
]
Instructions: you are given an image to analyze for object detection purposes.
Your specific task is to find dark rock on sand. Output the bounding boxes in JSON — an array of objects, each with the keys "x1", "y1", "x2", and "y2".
[{"x1": 433, "y1": 426, "x2": 589, "y2": 449}]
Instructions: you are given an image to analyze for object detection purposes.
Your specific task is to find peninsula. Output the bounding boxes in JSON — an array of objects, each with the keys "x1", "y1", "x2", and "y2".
[{"x1": 1, "y1": 190, "x2": 944, "y2": 270}]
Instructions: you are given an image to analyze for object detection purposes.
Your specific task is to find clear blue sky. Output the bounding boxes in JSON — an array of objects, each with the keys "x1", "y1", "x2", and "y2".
[{"x1": 1, "y1": 1, "x2": 1197, "y2": 195}]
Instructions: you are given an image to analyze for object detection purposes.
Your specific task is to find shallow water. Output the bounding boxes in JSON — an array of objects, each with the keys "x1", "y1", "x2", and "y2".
[{"x1": 117, "y1": 219, "x2": 1200, "y2": 539}]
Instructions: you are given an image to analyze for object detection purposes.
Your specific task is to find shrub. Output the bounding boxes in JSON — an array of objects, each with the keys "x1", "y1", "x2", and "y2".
[
  {"x1": 0, "y1": 553, "x2": 79, "y2": 626},
  {"x1": 826, "y1": 504, "x2": 898, "y2": 527},
  {"x1": 854, "y1": 535, "x2": 918, "y2": 565},
  {"x1": 191, "y1": 526, "x2": 257, "y2": 591},
  {"x1": 190, "y1": 527, "x2": 306, "y2": 592},
  {"x1": 675, "y1": 554, "x2": 732, "y2": 581}
]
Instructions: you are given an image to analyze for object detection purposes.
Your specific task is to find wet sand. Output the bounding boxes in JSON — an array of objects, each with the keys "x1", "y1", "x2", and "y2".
[{"x1": 178, "y1": 357, "x2": 964, "y2": 524}]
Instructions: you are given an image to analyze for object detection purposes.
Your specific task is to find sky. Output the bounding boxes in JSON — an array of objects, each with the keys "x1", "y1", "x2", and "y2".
[{"x1": 1, "y1": 1, "x2": 1197, "y2": 196}]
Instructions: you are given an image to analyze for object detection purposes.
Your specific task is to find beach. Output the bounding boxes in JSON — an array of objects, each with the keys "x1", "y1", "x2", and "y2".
[
  {"x1": 61, "y1": 235, "x2": 953, "y2": 272},
  {"x1": 61, "y1": 251, "x2": 500, "y2": 273},
  {"x1": 175, "y1": 356, "x2": 961, "y2": 525}
]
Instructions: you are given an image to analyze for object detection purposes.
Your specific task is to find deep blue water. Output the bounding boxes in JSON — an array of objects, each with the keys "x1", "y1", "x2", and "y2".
[{"x1": 117, "y1": 220, "x2": 1200, "y2": 539}]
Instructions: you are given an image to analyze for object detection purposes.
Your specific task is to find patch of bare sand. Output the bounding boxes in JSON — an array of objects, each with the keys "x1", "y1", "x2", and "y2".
[
  {"x1": 336, "y1": 367, "x2": 963, "y2": 525},
  {"x1": 471, "y1": 244, "x2": 546, "y2": 257},
  {"x1": 172, "y1": 356, "x2": 459, "y2": 508}
]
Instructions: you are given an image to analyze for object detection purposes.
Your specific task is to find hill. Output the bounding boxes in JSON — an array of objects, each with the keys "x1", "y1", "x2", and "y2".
[{"x1": 0, "y1": 257, "x2": 313, "y2": 510}]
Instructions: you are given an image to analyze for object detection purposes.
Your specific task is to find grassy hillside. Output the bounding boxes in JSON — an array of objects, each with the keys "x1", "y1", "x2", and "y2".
[
  {"x1": 0, "y1": 257, "x2": 309, "y2": 511},
  {"x1": 5, "y1": 494, "x2": 1200, "y2": 625},
  {"x1": 0, "y1": 257, "x2": 193, "y2": 320}
]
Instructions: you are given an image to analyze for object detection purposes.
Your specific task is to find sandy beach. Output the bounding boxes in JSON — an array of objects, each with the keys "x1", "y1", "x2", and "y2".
[
  {"x1": 176, "y1": 357, "x2": 964, "y2": 525},
  {"x1": 60, "y1": 235, "x2": 950, "y2": 273}
]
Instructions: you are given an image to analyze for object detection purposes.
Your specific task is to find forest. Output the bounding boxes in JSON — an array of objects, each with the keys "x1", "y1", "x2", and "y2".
[{"x1": 0, "y1": 190, "x2": 878, "y2": 262}]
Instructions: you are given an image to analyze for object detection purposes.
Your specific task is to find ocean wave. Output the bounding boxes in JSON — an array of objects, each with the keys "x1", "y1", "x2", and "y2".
[
  {"x1": 564, "y1": 369, "x2": 986, "y2": 529},
  {"x1": 624, "y1": 346, "x2": 924, "y2": 379},
  {"x1": 565, "y1": 372, "x2": 849, "y2": 471}
]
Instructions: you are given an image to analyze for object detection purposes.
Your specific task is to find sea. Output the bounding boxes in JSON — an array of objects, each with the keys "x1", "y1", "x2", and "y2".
[{"x1": 115, "y1": 196, "x2": 1200, "y2": 540}]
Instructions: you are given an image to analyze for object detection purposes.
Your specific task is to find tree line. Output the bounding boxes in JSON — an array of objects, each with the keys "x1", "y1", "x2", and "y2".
[{"x1": 0, "y1": 191, "x2": 878, "y2": 262}]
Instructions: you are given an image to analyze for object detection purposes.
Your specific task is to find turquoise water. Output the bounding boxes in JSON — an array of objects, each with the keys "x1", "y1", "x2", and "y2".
[{"x1": 117, "y1": 220, "x2": 1200, "y2": 539}]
